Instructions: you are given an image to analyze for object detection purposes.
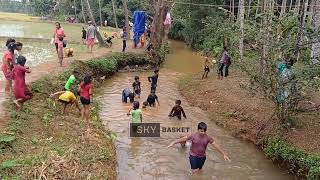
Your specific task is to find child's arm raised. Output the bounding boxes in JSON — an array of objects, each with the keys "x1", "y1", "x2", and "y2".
[
  {"x1": 167, "y1": 135, "x2": 188, "y2": 148},
  {"x1": 211, "y1": 142, "x2": 231, "y2": 162}
]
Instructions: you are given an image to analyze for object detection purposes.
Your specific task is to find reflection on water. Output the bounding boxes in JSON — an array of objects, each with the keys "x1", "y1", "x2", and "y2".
[{"x1": 99, "y1": 66, "x2": 293, "y2": 179}]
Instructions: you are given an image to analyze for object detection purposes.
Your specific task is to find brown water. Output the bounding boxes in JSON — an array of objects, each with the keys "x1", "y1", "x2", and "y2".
[{"x1": 99, "y1": 41, "x2": 293, "y2": 180}]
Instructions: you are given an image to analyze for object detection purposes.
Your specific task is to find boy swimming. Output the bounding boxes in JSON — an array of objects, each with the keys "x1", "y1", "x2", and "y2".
[
  {"x1": 168, "y1": 122, "x2": 230, "y2": 174},
  {"x1": 168, "y1": 100, "x2": 187, "y2": 120}
]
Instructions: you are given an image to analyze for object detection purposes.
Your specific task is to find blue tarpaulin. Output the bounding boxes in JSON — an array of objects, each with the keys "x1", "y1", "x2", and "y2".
[{"x1": 133, "y1": 11, "x2": 146, "y2": 45}]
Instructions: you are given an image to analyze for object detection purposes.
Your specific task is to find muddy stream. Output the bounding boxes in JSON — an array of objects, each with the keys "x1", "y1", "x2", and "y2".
[{"x1": 98, "y1": 41, "x2": 293, "y2": 180}]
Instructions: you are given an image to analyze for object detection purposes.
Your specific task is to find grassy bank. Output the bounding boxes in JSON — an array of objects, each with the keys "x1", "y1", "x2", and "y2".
[
  {"x1": 178, "y1": 73, "x2": 320, "y2": 179},
  {"x1": 0, "y1": 53, "x2": 152, "y2": 179}
]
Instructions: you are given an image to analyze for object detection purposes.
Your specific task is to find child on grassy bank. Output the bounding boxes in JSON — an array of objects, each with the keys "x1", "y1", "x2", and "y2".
[
  {"x1": 13, "y1": 56, "x2": 33, "y2": 111},
  {"x1": 50, "y1": 91, "x2": 81, "y2": 114},
  {"x1": 168, "y1": 122, "x2": 231, "y2": 175},
  {"x1": 79, "y1": 75, "x2": 93, "y2": 131}
]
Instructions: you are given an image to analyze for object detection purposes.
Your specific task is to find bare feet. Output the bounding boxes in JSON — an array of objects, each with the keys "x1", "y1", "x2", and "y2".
[{"x1": 13, "y1": 100, "x2": 21, "y2": 108}]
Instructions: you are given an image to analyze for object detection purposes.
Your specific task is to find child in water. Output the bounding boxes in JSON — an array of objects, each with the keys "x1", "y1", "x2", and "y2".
[
  {"x1": 127, "y1": 101, "x2": 143, "y2": 133},
  {"x1": 148, "y1": 69, "x2": 159, "y2": 92},
  {"x1": 50, "y1": 90, "x2": 81, "y2": 114},
  {"x1": 168, "y1": 122, "x2": 231, "y2": 174},
  {"x1": 122, "y1": 88, "x2": 135, "y2": 103},
  {"x1": 144, "y1": 90, "x2": 160, "y2": 107},
  {"x1": 132, "y1": 76, "x2": 141, "y2": 98},
  {"x1": 12, "y1": 56, "x2": 33, "y2": 110},
  {"x1": 168, "y1": 100, "x2": 187, "y2": 120}
]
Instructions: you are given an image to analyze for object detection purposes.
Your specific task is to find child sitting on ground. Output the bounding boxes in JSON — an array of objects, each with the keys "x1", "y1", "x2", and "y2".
[
  {"x1": 50, "y1": 91, "x2": 81, "y2": 114},
  {"x1": 132, "y1": 76, "x2": 141, "y2": 98},
  {"x1": 122, "y1": 88, "x2": 135, "y2": 103},
  {"x1": 168, "y1": 100, "x2": 187, "y2": 120},
  {"x1": 144, "y1": 90, "x2": 159, "y2": 107}
]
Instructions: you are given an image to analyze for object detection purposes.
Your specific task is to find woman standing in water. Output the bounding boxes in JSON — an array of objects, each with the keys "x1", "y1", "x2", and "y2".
[
  {"x1": 2, "y1": 40, "x2": 16, "y2": 94},
  {"x1": 53, "y1": 22, "x2": 66, "y2": 65}
]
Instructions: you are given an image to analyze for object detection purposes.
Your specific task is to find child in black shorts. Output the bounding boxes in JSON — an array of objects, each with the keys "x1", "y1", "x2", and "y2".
[{"x1": 132, "y1": 76, "x2": 141, "y2": 98}]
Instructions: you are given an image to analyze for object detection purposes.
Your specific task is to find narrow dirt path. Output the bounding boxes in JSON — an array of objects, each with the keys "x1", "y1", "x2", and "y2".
[{"x1": 0, "y1": 42, "x2": 143, "y2": 131}]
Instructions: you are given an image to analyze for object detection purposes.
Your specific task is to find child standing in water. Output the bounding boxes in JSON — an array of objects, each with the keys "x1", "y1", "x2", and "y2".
[
  {"x1": 145, "y1": 90, "x2": 160, "y2": 107},
  {"x1": 12, "y1": 56, "x2": 33, "y2": 110},
  {"x1": 132, "y1": 76, "x2": 141, "y2": 98},
  {"x1": 168, "y1": 122, "x2": 231, "y2": 175},
  {"x1": 168, "y1": 100, "x2": 187, "y2": 120},
  {"x1": 148, "y1": 69, "x2": 159, "y2": 92},
  {"x1": 127, "y1": 101, "x2": 143, "y2": 133},
  {"x1": 79, "y1": 75, "x2": 93, "y2": 131}
]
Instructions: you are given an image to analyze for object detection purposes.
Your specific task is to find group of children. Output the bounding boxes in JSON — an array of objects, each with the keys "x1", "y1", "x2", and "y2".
[
  {"x1": 123, "y1": 68, "x2": 231, "y2": 175},
  {"x1": 1, "y1": 38, "x2": 32, "y2": 110},
  {"x1": 50, "y1": 70, "x2": 94, "y2": 132},
  {"x1": 125, "y1": 68, "x2": 187, "y2": 126}
]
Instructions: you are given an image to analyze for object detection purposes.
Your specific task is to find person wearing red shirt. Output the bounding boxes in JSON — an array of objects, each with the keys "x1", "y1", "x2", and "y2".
[
  {"x1": 2, "y1": 41, "x2": 16, "y2": 94},
  {"x1": 12, "y1": 56, "x2": 32, "y2": 110},
  {"x1": 79, "y1": 75, "x2": 93, "y2": 132}
]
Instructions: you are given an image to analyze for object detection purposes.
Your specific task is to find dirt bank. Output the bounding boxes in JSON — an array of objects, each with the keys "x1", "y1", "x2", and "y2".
[{"x1": 178, "y1": 69, "x2": 320, "y2": 178}]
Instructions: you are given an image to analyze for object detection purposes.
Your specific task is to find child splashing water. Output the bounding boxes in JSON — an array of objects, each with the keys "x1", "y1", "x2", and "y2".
[
  {"x1": 168, "y1": 122, "x2": 231, "y2": 175},
  {"x1": 13, "y1": 56, "x2": 33, "y2": 110}
]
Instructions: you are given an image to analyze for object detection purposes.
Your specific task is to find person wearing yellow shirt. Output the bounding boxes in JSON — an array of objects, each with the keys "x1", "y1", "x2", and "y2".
[{"x1": 50, "y1": 91, "x2": 81, "y2": 114}]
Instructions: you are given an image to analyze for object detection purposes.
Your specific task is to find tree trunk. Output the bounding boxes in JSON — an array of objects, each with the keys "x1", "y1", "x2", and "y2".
[
  {"x1": 84, "y1": 0, "x2": 106, "y2": 47},
  {"x1": 311, "y1": 0, "x2": 320, "y2": 64},
  {"x1": 232, "y1": 0, "x2": 235, "y2": 19},
  {"x1": 239, "y1": 0, "x2": 245, "y2": 61},
  {"x1": 256, "y1": 0, "x2": 260, "y2": 17},
  {"x1": 289, "y1": 0, "x2": 293, "y2": 10},
  {"x1": 98, "y1": 0, "x2": 103, "y2": 27},
  {"x1": 123, "y1": 0, "x2": 130, "y2": 35},
  {"x1": 296, "y1": 0, "x2": 301, "y2": 14},
  {"x1": 111, "y1": 0, "x2": 118, "y2": 29},
  {"x1": 296, "y1": 0, "x2": 309, "y2": 62},
  {"x1": 80, "y1": 0, "x2": 86, "y2": 23},
  {"x1": 247, "y1": 0, "x2": 252, "y2": 17},
  {"x1": 280, "y1": 0, "x2": 287, "y2": 17}
]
